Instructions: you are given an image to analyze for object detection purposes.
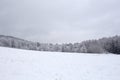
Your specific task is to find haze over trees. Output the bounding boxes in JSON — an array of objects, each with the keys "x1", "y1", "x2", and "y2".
[{"x1": 0, "y1": 35, "x2": 120, "y2": 54}]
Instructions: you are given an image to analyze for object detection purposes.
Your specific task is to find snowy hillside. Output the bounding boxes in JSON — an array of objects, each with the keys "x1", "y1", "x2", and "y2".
[{"x1": 0, "y1": 47, "x2": 120, "y2": 80}]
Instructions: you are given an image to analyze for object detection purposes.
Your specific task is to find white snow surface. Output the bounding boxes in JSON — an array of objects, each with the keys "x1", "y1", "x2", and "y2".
[{"x1": 0, "y1": 47, "x2": 120, "y2": 80}]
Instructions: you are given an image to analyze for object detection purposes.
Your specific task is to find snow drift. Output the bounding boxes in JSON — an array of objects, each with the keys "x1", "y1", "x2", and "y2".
[{"x1": 0, "y1": 47, "x2": 120, "y2": 80}]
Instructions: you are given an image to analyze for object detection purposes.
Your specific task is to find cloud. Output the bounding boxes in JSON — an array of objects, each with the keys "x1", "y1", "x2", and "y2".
[{"x1": 0, "y1": 0, "x2": 120, "y2": 43}]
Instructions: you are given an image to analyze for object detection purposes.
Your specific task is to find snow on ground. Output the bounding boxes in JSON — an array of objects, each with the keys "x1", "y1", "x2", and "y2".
[{"x1": 0, "y1": 47, "x2": 120, "y2": 80}]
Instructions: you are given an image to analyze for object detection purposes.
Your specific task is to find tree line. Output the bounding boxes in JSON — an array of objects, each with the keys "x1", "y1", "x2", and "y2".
[{"x1": 0, "y1": 35, "x2": 120, "y2": 54}]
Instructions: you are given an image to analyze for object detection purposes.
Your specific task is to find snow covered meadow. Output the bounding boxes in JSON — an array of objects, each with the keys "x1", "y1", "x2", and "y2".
[{"x1": 0, "y1": 47, "x2": 120, "y2": 80}]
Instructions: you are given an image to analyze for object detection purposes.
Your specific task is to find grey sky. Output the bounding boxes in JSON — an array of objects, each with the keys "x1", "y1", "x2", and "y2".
[{"x1": 0, "y1": 0, "x2": 120, "y2": 43}]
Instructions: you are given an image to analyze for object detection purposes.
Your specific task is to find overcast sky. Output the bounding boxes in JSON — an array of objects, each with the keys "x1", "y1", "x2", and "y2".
[{"x1": 0, "y1": 0, "x2": 120, "y2": 43}]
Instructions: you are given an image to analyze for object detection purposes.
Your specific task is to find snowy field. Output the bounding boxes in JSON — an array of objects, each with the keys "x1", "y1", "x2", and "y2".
[{"x1": 0, "y1": 47, "x2": 120, "y2": 80}]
